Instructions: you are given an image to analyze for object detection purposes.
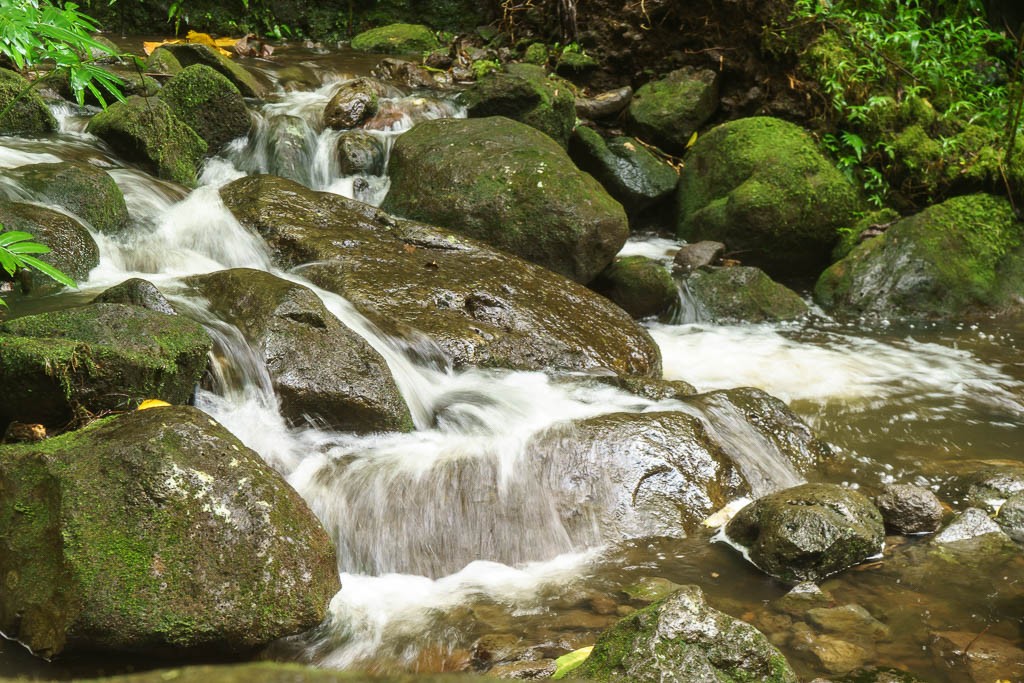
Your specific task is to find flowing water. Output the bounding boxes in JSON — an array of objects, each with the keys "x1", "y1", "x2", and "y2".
[{"x1": 1, "y1": 44, "x2": 1023, "y2": 682}]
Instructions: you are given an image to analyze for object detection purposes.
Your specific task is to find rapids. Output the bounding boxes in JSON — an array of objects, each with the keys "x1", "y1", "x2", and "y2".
[{"x1": 1, "y1": 43, "x2": 1022, "y2": 681}]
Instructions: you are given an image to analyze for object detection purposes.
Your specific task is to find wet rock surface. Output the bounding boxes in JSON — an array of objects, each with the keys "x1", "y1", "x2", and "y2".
[
  {"x1": 92, "y1": 278, "x2": 177, "y2": 315},
  {"x1": 590, "y1": 255, "x2": 677, "y2": 320},
  {"x1": 221, "y1": 174, "x2": 659, "y2": 377},
  {"x1": 0, "y1": 201, "x2": 99, "y2": 294},
  {"x1": 872, "y1": 484, "x2": 944, "y2": 535},
  {"x1": 160, "y1": 64, "x2": 251, "y2": 153},
  {"x1": 322, "y1": 78, "x2": 392, "y2": 130},
  {"x1": 673, "y1": 240, "x2": 725, "y2": 274},
  {"x1": 186, "y1": 268, "x2": 412, "y2": 433},
  {"x1": 7, "y1": 161, "x2": 130, "y2": 235},
  {"x1": 462, "y1": 64, "x2": 575, "y2": 147},
  {"x1": 626, "y1": 67, "x2": 719, "y2": 154},
  {"x1": 725, "y1": 483, "x2": 885, "y2": 583},
  {"x1": 382, "y1": 116, "x2": 628, "y2": 284},
  {"x1": 684, "y1": 266, "x2": 808, "y2": 323},
  {"x1": 0, "y1": 407, "x2": 339, "y2": 658}
]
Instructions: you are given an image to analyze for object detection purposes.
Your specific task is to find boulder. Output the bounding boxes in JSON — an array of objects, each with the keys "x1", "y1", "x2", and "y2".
[
  {"x1": 555, "y1": 50, "x2": 599, "y2": 78},
  {"x1": 349, "y1": 23, "x2": 440, "y2": 54},
  {"x1": 0, "y1": 68, "x2": 56, "y2": 136},
  {"x1": 569, "y1": 127, "x2": 679, "y2": 216},
  {"x1": 725, "y1": 483, "x2": 885, "y2": 583},
  {"x1": 159, "y1": 64, "x2": 251, "y2": 153},
  {"x1": 382, "y1": 116, "x2": 628, "y2": 284},
  {"x1": 86, "y1": 96, "x2": 207, "y2": 186},
  {"x1": 220, "y1": 174, "x2": 660, "y2": 377},
  {"x1": 0, "y1": 201, "x2": 98, "y2": 294},
  {"x1": 684, "y1": 266, "x2": 808, "y2": 323},
  {"x1": 933, "y1": 508, "x2": 1006, "y2": 544},
  {"x1": 462, "y1": 63, "x2": 576, "y2": 147},
  {"x1": 336, "y1": 130, "x2": 386, "y2": 175},
  {"x1": 371, "y1": 57, "x2": 440, "y2": 89},
  {"x1": 186, "y1": 268, "x2": 412, "y2": 433},
  {"x1": 591, "y1": 255, "x2": 678, "y2": 320},
  {"x1": 8, "y1": 161, "x2": 129, "y2": 234},
  {"x1": 147, "y1": 43, "x2": 269, "y2": 98},
  {"x1": 266, "y1": 115, "x2": 316, "y2": 187},
  {"x1": 627, "y1": 67, "x2": 720, "y2": 153},
  {"x1": 673, "y1": 240, "x2": 724, "y2": 274},
  {"x1": 322, "y1": 77, "x2": 391, "y2": 130},
  {"x1": 815, "y1": 194, "x2": 1024, "y2": 320},
  {"x1": 677, "y1": 117, "x2": 861, "y2": 277},
  {"x1": 872, "y1": 483, "x2": 944, "y2": 535},
  {"x1": 0, "y1": 304, "x2": 211, "y2": 430},
  {"x1": 574, "y1": 585, "x2": 797, "y2": 682},
  {"x1": 997, "y1": 492, "x2": 1024, "y2": 542},
  {"x1": 0, "y1": 406, "x2": 339, "y2": 657},
  {"x1": 575, "y1": 85, "x2": 633, "y2": 121},
  {"x1": 92, "y1": 278, "x2": 177, "y2": 315},
  {"x1": 145, "y1": 46, "x2": 184, "y2": 76}
]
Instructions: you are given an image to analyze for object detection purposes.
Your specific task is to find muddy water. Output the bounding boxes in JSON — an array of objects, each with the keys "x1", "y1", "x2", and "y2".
[{"x1": 1, "y1": 44, "x2": 1022, "y2": 683}]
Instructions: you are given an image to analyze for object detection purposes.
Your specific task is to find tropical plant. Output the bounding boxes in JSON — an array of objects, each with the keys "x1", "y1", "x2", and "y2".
[
  {"x1": 0, "y1": 227, "x2": 77, "y2": 308},
  {"x1": 0, "y1": 0, "x2": 126, "y2": 106}
]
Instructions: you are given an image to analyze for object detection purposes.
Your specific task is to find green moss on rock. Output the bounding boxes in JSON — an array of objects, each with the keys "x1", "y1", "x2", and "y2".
[
  {"x1": 350, "y1": 23, "x2": 440, "y2": 54},
  {"x1": 8, "y1": 161, "x2": 130, "y2": 234},
  {"x1": 159, "y1": 64, "x2": 250, "y2": 153},
  {"x1": 592, "y1": 255, "x2": 678, "y2": 320},
  {"x1": 815, "y1": 193, "x2": 1024, "y2": 319},
  {"x1": 382, "y1": 116, "x2": 628, "y2": 284},
  {"x1": 677, "y1": 117, "x2": 862, "y2": 278},
  {"x1": 627, "y1": 67, "x2": 718, "y2": 154},
  {"x1": 153, "y1": 43, "x2": 269, "y2": 99},
  {"x1": 0, "y1": 68, "x2": 56, "y2": 136},
  {"x1": 686, "y1": 266, "x2": 808, "y2": 323},
  {"x1": 86, "y1": 96, "x2": 207, "y2": 186}
]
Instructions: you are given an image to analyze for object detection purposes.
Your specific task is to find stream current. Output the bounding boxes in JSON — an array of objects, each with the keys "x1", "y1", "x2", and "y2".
[{"x1": 1, "y1": 45, "x2": 1023, "y2": 681}]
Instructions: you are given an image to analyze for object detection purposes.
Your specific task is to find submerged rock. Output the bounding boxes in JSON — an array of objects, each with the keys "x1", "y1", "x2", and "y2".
[
  {"x1": 462, "y1": 63, "x2": 576, "y2": 147},
  {"x1": 0, "y1": 68, "x2": 57, "y2": 136},
  {"x1": 0, "y1": 303, "x2": 211, "y2": 430},
  {"x1": 929, "y1": 631, "x2": 1024, "y2": 683},
  {"x1": 627, "y1": 66, "x2": 720, "y2": 153},
  {"x1": 0, "y1": 406, "x2": 339, "y2": 657},
  {"x1": 160, "y1": 64, "x2": 251, "y2": 153},
  {"x1": 221, "y1": 174, "x2": 659, "y2": 377},
  {"x1": 349, "y1": 23, "x2": 440, "y2": 54},
  {"x1": 575, "y1": 585, "x2": 797, "y2": 682},
  {"x1": 86, "y1": 96, "x2": 207, "y2": 186},
  {"x1": 8, "y1": 161, "x2": 130, "y2": 234},
  {"x1": 591, "y1": 255, "x2": 678, "y2": 320},
  {"x1": 677, "y1": 117, "x2": 861, "y2": 278},
  {"x1": 815, "y1": 193, "x2": 1024, "y2": 320},
  {"x1": 383, "y1": 116, "x2": 628, "y2": 284},
  {"x1": 684, "y1": 266, "x2": 808, "y2": 323},
  {"x1": 186, "y1": 268, "x2": 412, "y2": 433},
  {"x1": 0, "y1": 201, "x2": 99, "y2": 294},
  {"x1": 725, "y1": 483, "x2": 885, "y2": 583}
]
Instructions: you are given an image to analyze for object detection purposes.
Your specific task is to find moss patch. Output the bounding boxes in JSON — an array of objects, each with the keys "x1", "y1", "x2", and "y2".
[
  {"x1": 159, "y1": 64, "x2": 250, "y2": 152},
  {"x1": 350, "y1": 23, "x2": 439, "y2": 53},
  {"x1": 0, "y1": 68, "x2": 56, "y2": 136}
]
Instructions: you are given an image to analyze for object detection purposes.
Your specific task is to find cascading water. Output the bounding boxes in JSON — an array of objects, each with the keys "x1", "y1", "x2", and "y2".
[{"x1": 2, "y1": 52, "x2": 1023, "y2": 680}]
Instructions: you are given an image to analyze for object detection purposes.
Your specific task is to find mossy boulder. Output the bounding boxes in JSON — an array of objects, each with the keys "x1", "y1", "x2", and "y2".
[
  {"x1": 382, "y1": 116, "x2": 628, "y2": 284},
  {"x1": 8, "y1": 161, "x2": 129, "y2": 234},
  {"x1": 685, "y1": 266, "x2": 808, "y2": 323},
  {"x1": 569, "y1": 127, "x2": 679, "y2": 216},
  {"x1": 86, "y1": 96, "x2": 207, "y2": 186},
  {"x1": 221, "y1": 174, "x2": 660, "y2": 377},
  {"x1": 626, "y1": 67, "x2": 719, "y2": 154},
  {"x1": 322, "y1": 77, "x2": 390, "y2": 130},
  {"x1": 591, "y1": 255, "x2": 677, "y2": 320},
  {"x1": 50, "y1": 65, "x2": 160, "y2": 109},
  {"x1": 336, "y1": 130, "x2": 386, "y2": 175},
  {"x1": 149, "y1": 43, "x2": 269, "y2": 99},
  {"x1": 462, "y1": 63, "x2": 576, "y2": 147},
  {"x1": 815, "y1": 193, "x2": 1024, "y2": 319},
  {"x1": 349, "y1": 23, "x2": 440, "y2": 54},
  {"x1": 725, "y1": 483, "x2": 885, "y2": 583},
  {"x1": 93, "y1": 278, "x2": 177, "y2": 315},
  {"x1": 159, "y1": 64, "x2": 251, "y2": 153},
  {"x1": 555, "y1": 50, "x2": 599, "y2": 78},
  {"x1": 0, "y1": 68, "x2": 56, "y2": 136},
  {"x1": 0, "y1": 406, "x2": 339, "y2": 658},
  {"x1": 0, "y1": 303, "x2": 211, "y2": 430},
  {"x1": 186, "y1": 268, "x2": 413, "y2": 433},
  {"x1": 145, "y1": 46, "x2": 184, "y2": 76},
  {"x1": 677, "y1": 117, "x2": 862, "y2": 278},
  {"x1": 575, "y1": 585, "x2": 797, "y2": 682},
  {"x1": 0, "y1": 201, "x2": 98, "y2": 296}
]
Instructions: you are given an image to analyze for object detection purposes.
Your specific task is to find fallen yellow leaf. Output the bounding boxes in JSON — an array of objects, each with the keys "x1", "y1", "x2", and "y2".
[{"x1": 137, "y1": 399, "x2": 172, "y2": 410}]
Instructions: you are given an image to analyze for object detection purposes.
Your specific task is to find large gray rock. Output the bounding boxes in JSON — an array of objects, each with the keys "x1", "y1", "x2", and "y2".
[
  {"x1": 0, "y1": 201, "x2": 98, "y2": 294},
  {"x1": 678, "y1": 117, "x2": 861, "y2": 278},
  {"x1": 221, "y1": 174, "x2": 660, "y2": 378},
  {"x1": 575, "y1": 585, "x2": 797, "y2": 682},
  {"x1": 0, "y1": 304, "x2": 211, "y2": 430},
  {"x1": 160, "y1": 64, "x2": 251, "y2": 153},
  {"x1": 462, "y1": 63, "x2": 575, "y2": 147},
  {"x1": 725, "y1": 483, "x2": 885, "y2": 583},
  {"x1": 815, "y1": 194, "x2": 1024, "y2": 320},
  {"x1": 186, "y1": 268, "x2": 413, "y2": 433},
  {"x1": 0, "y1": 406, "x2": 339, "y2": 657},
  {"x1": 86, "y1": 96, "x2": 207, "y2": 186},
  {"x1": 382, "y1": 116, "x2": 628, "y2": 284},
  {"x1": 627, "y1": 66, "x2": 720, "y2": 153},
  {"x1": 8, "y1": 161, "x2": 129, "y2": 234}
]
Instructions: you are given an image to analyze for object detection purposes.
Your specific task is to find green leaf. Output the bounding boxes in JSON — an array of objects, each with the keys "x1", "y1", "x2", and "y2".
[
  {"x1": 6, "y1": 241, "x2": 51, "y2": 255},
  {"x1": 552, "y1": 646, "x2": 592, "y2": 680},
  {"x1": 14, "y1": 254, "x2": 77, "y2": 288},
  {"x1": 0, "y1": 230, "x2": 37, "y2": 247}
]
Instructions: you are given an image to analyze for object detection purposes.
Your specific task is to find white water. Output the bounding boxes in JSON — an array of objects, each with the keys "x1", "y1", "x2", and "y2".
[{"x1": 4, "y1": 78, "x2": 1023, "y2": 673}]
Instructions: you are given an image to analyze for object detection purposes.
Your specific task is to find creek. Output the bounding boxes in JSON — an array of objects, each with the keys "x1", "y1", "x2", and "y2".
[{"x1": 1, "y1": 44, "x2": 1023, "y2": 682}]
